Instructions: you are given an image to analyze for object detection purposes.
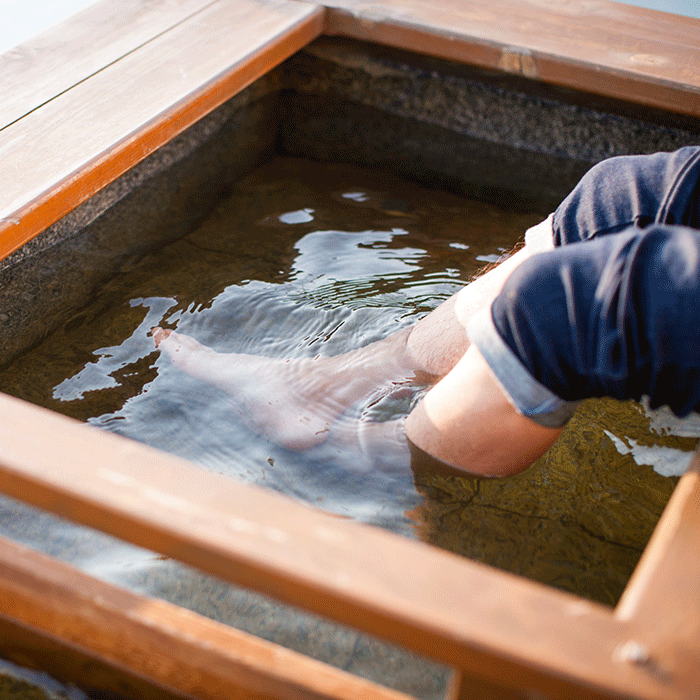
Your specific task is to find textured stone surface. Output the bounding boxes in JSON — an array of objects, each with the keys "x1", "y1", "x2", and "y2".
[
  {"x1": 281, "y1": 37, "x2": 700, "y2": 209},
  {"x1": 0, "y1": 74, "x2": 281, "y2": 366}
]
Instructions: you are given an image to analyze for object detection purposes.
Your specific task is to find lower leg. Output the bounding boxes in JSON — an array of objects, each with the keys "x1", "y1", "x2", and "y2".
[
  {"x1": 405, "y1": 344, "x2": 563, "y2": 477},
  {"x1": 404, "y1": 245, "x2": 531, "y2": 375},
  {"x1": 152, "y1": 326, "x2": 419, "y2": 450},
  {"x1": 152, "y1": 245, "x2": 532, "y2": 450}
]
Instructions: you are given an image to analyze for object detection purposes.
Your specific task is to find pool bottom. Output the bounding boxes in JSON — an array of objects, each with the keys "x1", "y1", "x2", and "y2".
[{"x1": 0, "y1": 156, "x2": 695, "y2": 699}]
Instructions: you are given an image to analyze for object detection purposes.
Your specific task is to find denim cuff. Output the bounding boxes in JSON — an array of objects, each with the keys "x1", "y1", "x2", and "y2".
[
  {"x1": 466, "y1": 307, "x2": 580, "y2": 428},
  {"x1": 524, "y1": 214, "x2": 555, "y2": 254}
]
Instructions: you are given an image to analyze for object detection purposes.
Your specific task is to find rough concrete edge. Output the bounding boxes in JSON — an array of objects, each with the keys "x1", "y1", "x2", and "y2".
[
  {"x1": 294, "y1": 36, "x2": 700, "y2": 163},
  {"x1": 0, "y1": 73, "x2": 281, "y2": 274}
]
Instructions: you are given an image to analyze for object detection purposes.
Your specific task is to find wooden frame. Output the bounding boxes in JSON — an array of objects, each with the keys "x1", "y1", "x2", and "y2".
[{"x1": 0, "y1": 1, "x2": 698, "y2": 698}]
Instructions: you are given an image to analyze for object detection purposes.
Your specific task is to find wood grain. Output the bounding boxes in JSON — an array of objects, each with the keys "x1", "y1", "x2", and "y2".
[
  {"x1": 0, "y1": 615, "x2": 195, "y2": 700},
  {"x1": 615, "y1": 452, "x2": 700, "y2": 694},
  {"x1": 0, "y1": 0, "x2": 220, "y2": 130},
  {"x1": 310, "y1": 0, "x2": 700, "y2": 118},
  {"x1": 0, "y1": 536, "x2": 412, "y2": 700},
  {"x1": 3, "y1": 0, "x2": 698, "y2": 263},
  {"x1": 0, "y1": 391, "x2": 684, "y2": 700},
  {"x1": 0, "y1": 0, "x2": 324, "y2": 260}
]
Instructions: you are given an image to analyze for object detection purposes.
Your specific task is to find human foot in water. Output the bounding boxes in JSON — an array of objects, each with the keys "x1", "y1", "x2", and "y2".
[{"x1": 152, "y1": 327, "x2": 417, "y2": 451}]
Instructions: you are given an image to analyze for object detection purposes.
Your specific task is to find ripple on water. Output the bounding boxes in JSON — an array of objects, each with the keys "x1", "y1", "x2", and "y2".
[{"x1": 0, "y1": 157, "x2": 690, "y2": 618}]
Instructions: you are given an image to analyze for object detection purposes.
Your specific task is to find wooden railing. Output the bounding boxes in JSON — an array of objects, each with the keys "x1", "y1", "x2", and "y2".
[
  {"x1": 0, "y1": 0, "x2": 324, "y2": 260},
  {"x1": 0, "y1": 1, "x2": 698, "y2": 698},
  {"x1": 2, "y1": 0, "x2": 699, "y2": 259},
  {"x1": 0, "y1": 392, "x2": 697, "y2": 699}
]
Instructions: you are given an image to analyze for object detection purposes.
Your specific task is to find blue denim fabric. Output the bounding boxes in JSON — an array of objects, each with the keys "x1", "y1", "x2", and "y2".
[
  {"x1": 553, "y1": 146, "x2": 700, "y2": 245},
  {"x1": 467, "y1": 306, "x2": 581, "y2": 427},
  {"x1": 469, "y1": 148, "x2": 700, "y2": 425},
  {"x1": 489, "y1": 227, "x2": 700, "y2": 418}
]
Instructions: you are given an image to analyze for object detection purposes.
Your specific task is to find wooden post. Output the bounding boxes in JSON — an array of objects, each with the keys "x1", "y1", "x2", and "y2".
[{"x1": 615, "y1": 452, "x2": 700, "y2": 695}]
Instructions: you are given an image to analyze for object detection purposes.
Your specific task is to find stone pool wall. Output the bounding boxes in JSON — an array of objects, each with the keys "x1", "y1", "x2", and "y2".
[{"x1": 1, "y1": 37, "x2": 699, "y2": 366}]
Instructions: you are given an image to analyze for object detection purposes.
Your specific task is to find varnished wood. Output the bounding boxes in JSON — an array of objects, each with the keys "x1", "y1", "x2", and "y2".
[
  {"x1": 0, "y1": 0, "x2": 324, "y2": 260},
  {"x1": 447, "y1": 670, "x2": 528, "y2": 700},
  {"x1": 0, "y1": 0, "x2": 221, "y2": 131},
  {"x1": 0, "y1": 391, "x2": 684, "y2": 700},
  {"x1": 2, "y1": 0, "x2": 699, "y2": 265},
  {"x1": 313, "y1": 0, "x2": 700, "y2": 118},
  {"x1": 614, "y1": 451, "x2": 700, "y2": 693},
  {"x1": 0, "y1": 536, "x2": 412, "y2": 700},
  {"x1": 0, "y1": 615, "x2": 195, "y2": 700}
]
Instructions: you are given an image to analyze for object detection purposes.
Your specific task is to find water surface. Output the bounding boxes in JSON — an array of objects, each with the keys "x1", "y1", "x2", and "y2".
[{"x1": 0, "y1": 157, "x2": 693, "y2": 652}]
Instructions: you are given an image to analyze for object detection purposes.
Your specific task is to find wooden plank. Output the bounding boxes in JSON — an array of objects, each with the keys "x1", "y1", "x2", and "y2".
[
  {"x1": 447, "y1": 671, "x2": 529, "y2": 700},
  {"x1": 0, "y1": 0, "x2": 324, "y2": 260},
  {"x1": 0, "y1": 535, "x2": 411, "y2": 700},
  {"x1": 307, "y1": 0, "x2": 700, "y2": 118},
  {"x1": 0, "y1": 0, "x2": 221, "y2": 130},
  {"x1": 614, "y1": 452, "x2": 700, "y2": 693},
  {"x1": 0, "y1": 615, "x2": 194, "y2": 700},
  {"x1": 0, "y1": 391, "x2": 683, "y2": 700}
]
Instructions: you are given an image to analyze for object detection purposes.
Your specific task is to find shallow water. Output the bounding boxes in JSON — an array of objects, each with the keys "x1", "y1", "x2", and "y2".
[
  {"x1": 0, "y1": 158, "x2": 696, "y2": 695},
  {"x1": 2, "y1": 157, "x2": 536, "y2": 534},
  {"x1": 0, "y1": 659, "x2": 88, "y2": 700}
]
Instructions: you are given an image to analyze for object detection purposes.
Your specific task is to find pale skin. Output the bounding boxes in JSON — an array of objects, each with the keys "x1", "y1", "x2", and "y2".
[{"x1": 153, "y1": 244, "x2": 563, "y2": 477}]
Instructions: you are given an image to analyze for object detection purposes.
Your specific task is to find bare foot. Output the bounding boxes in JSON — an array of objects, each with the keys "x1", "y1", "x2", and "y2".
[{"x1": 151, "y1": 327, "x2": 417, "y2": 451}]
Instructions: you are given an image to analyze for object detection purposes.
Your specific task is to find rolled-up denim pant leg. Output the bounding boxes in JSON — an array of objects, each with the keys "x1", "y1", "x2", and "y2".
[
  {"x1": 468, "y1": 225, "x2": 700, "y2": 425},
  {"x1": 553, "y1": 147, "x2": 700, "y2": 246}
]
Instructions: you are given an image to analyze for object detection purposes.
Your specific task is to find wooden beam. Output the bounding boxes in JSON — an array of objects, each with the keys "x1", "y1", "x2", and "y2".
[
  {"x1": 0, "y1": 391, "x2": 683, "y2": 700},
  {"x1": 310, "y1": 0, "x2": 700, "y2": 118},
  {"x1": 0, "y1": 615, "x2": 194, "y2": 700},
  {"x1": 0, "y1": 535, "x2": 412, "y2": 700},
  {"x1": 447, "y1": 670, "x2": 529, "y2": 700},
  {"x1": 0, "y1": 0, "x2": 221, "y2": 131},
  {"x1": 615, "y1": 452, "x2": 700, "y2": 694},
  {"x1": 3, "y1": 0, "x2": 698, "y2": 267},
  {"x1": 0, "y1": 0, "x2": 324, "y2": 260}
]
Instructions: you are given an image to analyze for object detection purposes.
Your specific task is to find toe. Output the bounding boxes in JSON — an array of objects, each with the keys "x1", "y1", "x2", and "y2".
[{"x1": 151, "y1": 327, "x2": 171, "y2": 348}]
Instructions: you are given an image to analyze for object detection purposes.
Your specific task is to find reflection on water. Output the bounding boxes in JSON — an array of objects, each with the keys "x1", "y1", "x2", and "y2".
[
  {"x1": 2, "y1": 158, "x2": 533, "y2": 534},
  {"x1": 0, "y1": 156, "x2": 695, "y2": 626}
]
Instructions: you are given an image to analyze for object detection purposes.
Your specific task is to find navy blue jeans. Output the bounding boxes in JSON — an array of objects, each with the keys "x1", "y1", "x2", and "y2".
[{"x1": 468, "y1": 147, "x2": 700, "y2": 425}]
